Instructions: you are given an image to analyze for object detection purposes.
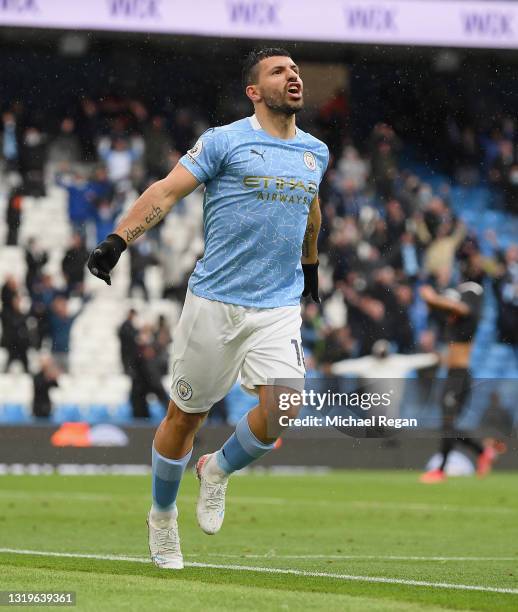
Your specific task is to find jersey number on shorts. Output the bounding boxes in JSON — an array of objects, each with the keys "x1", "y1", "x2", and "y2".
[{"x1": 290, "y1": 339, "x2": 305, "y2": 368}]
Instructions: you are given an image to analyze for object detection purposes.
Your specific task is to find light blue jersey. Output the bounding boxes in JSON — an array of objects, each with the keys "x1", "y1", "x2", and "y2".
[{"x1": 179, "y1": 115, "x2": 329, "y2": 308}]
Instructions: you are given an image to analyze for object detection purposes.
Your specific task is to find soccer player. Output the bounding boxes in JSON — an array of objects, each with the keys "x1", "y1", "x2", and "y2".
[
  {"x1": 419, "y1": 279, "x2": 497, "y2": 483},
  {"x1": 87, "y1": 48, "x2": 329, "y2": 568}
]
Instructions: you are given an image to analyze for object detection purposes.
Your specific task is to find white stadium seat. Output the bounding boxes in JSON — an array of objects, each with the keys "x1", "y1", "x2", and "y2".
[{"x1": 0, "y1": 182, "x2": 195, "y2": 413}]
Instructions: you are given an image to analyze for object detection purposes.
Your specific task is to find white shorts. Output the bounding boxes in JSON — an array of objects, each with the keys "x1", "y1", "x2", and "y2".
[{"x1": 170, "y1": 289, "x2": 305, "y2": 413}]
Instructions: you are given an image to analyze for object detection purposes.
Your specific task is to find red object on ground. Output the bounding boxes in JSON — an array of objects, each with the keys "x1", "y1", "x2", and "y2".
[
  {"x1": 477, "y1": 446, "x2": 496, "y2": 478},
  {"x1": 419, "y1": 468, "x2": 446, "y2": 484},
  {"x1": 51, "y1": 422, "x2": 91, "y2": 447}
]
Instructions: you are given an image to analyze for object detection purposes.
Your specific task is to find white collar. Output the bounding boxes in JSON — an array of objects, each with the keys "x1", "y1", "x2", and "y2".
[
  {"x1": 248, "y1": 114, "x2": 298, "y2": 136},
  {"x1": 248, "y1": 114, "x2": 262, "y2": 130}
]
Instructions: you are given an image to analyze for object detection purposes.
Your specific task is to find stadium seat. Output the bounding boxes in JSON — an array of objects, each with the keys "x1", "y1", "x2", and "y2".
[
  {"x1": 84, "y1": 404, "x2": 111, "y2": 424},
  {"x1": 113, "y1": 402, "x2": 132, "y2": 422},
  {"x1": 52, "y1": 404, "x2": 82, "y2": 423},
  {"x1": 149, "y1": 400, "x2": 166, "y2": 423},
  {"x1": 0, "y1": 403, "x2": 29, "y2": 424}
]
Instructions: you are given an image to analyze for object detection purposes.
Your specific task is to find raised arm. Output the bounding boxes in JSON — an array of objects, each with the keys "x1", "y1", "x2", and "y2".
[
  {"x1": 419, "y1": 285, "x2": 470, "y2": 317},
  {"x1": 87, "y1": 164, "x2": 200, "y2": 285},
  {"x1": 114, "y1": 164, "x2": 200, "y2": 245},
  {"x1": 301, "y1": 195, "x2": 322, "y2": 302}
]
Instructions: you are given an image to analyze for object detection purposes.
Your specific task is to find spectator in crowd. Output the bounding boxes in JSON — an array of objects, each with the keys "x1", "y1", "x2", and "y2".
[
  {"x1": 47, "y1": 117, "x2": 82, "y2": 165},
  {"x1": 129, "y1": 328, "x2": 169, "y2": 419},
  {"x1": 369, "y1": 123, "x2": 401, "y2": 200},
  {"x1": 301, "y1": 302, "x2": 326, "y2": 356},
  {"x1": 28, "y1": 274, "x2": 56, "y2": 349},
  {"x1": 317, "y1": 87, "x2": 349, "y2": 157},
  {"x1": 118, "y1": 308, "x2": 138, "y2": 376},
  {"x1": 341, "y1": 282, "x2": 388, "y2": 355},
  {"x1": 61, "y1": 232, "x2": 89, "y2": 296},
  {"x1": 3, "y1": 294, "x2": 30, "y2": 372},
  {"x1": 128, "y1": 236, "x2": 159, "y2": 300},
  {"x1": 5, "y1": 184, "x2": 23, "y2": 245},
  {"x1": 32, "y1": 355, "x2": 59, "y2": 419},
  {"x1": 489, "y1": 139, "x2": 518, "y2": 213},
  {"x1": 393, "y1": 283, "x2": 416, "y2": 353},
  {"x1": 25, "y1": 238, "x2": 48, "y2": 298},
  {"x1": 172, "y1": 108, "x2": 196, "y2": 153},
  {"x1": 1, "y1": 274, "x2": 18, "y2": 317},
  {"x1": 88, "y1": 165, "x2": 114, "y2": 207},
  {"x1": 91, "y1": 195, "x2": 120, "y2": 246},
  {"x1": 77, "y1": 98, "x2": 100, "y2": 161},
  {"x1": 319, "y1": 326, "x2": 357, "y2": 374},
  {"x1": 97, "y1": 136, "x2": 142, "y2": 190},
  {"x1": 336, "y1": 145, "x2": 368, "y2": 192},
  {"x1": 159, "y1": 235, "x2": 195, "y2": 302},
  {"x1": 49, "y1": 295, "x2": 84, "y2": 372},
  {"x1": 394, "y1": 231, "x2": 420, "y2": 282},
  {"x1": 328, "y1": 218, "x2": 358, "y2": 283},
  {"x1": 1, "y1": 111, "x2": 20, "y2": 173},
  {"x1": 1, "y1": 276, "x2": 17, "y2": 357},
  {"x1": 153, "y1": 314, "x2": 172, "y2": 377},
  {"x1": 331, "y1": 339, "x2": 438, "y2": 423},
  {"x1": 423, "y1": 217, "x2": 466, "y2": 281},
  {"x1": 19, "y1": 126, "x2": 46, "y2": 197},
  {"x1": 143, "y1": 115, "x2": 174, "y2": 181},
  {"x1": 494, "y1": 245, "x2": 518, "y2": 359},
  {"x1": 385, "y1": 199, "x2": 406, "y2": 251},
  {"x1": 56, "y1": 167, "x2": 95, "y2": 237},
  {"x1": 88, "y1": 164, "x2": 118, "y2": 245}
]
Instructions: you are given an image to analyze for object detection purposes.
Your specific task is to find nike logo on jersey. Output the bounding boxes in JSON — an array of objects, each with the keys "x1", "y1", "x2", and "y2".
[{"x1": 250, "y1": 149, "x2": 266, "y2": 161}]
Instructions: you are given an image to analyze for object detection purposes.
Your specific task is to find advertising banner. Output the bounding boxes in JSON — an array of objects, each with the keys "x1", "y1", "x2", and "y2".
[{"x1": 1, "y1": 1, "x2": 518, "y2": 50}]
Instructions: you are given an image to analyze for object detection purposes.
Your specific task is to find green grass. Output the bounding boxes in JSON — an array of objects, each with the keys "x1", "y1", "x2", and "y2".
[{"x1": 0, "y1": 471, "x2": 517, "y2": 611}]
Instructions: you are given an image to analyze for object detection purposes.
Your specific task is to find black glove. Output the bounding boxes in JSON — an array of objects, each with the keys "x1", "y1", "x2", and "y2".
[
  {"x1": 302, "y1": 261, "x2": 320, "y2": 303},
  {"x1": 87, "y1": 233, "x2": 127, "y2": 286}
]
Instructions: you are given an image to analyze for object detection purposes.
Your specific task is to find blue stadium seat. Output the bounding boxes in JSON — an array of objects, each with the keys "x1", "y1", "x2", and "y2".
[
  {"x1": 0, "y1": 403, "x2": 28, "y2": 424},
  {"x1": 149, "y1": 400, "x2": 166, "y2": 423},
  {"x1": 52, "y1": 404, "x2": 82, "y2": 423},
  {"x1": 113, "y1": 402, "x2": 132, "y2": 422},
  {"x1": 85, "y1": 404, "x2": 111, "y2": 424}
]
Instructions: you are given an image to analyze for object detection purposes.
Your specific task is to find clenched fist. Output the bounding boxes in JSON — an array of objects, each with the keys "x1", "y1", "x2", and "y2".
[{"x1": 87, "y1": 233, "x2": 127, "y2": 285}]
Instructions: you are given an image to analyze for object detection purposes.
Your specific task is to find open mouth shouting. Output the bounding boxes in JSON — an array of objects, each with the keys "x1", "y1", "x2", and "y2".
[{"x1": 286, "y1": 82, "x2": 302, "y2": 101}]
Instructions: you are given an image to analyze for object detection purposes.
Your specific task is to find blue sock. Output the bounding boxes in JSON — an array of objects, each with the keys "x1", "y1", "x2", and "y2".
[
  {"x1": 151, "y1": 445, "x2": 192, "y2": 512},
  {"x1": 215, "y1": 413, "x2": 275, "y2": 475}
]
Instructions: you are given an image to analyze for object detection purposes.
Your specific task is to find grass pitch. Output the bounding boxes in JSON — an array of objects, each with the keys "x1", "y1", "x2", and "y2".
[{"x1": 1, "y1": 470, "x2": 517, "y2": 611}]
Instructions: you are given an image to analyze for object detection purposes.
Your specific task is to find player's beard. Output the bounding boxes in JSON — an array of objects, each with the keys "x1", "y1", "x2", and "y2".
[{"x1": 263, "y1": 90, "x2": 303, "y2": 116}]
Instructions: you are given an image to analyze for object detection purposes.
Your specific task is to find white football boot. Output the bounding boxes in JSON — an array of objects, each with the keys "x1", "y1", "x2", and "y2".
[
  {"x1": 195, "y1": 453, "x2": 229, "y2": 535},
  {"x1": 147, "y1": 507, "x2": 184, "y2": 569}
]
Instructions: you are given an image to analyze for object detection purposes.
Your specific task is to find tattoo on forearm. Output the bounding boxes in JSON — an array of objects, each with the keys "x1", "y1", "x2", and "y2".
[
  {"x1": 302, "y1": 222, "x2": 314, "y2": 258},
  {"x1": 124, "y1": 205, "x2": 164, "y2": 244},
  {"x1": 144, "y1": 204, "x2": 163, "y2": 225},
  {"x1": 125, "y1": 224, "x2": 146, "y2": 243}
]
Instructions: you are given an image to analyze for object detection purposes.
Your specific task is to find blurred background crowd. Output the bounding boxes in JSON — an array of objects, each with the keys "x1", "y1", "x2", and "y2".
[{"x1": 1, "y1": 45, "x2": 518, "y2": 427}]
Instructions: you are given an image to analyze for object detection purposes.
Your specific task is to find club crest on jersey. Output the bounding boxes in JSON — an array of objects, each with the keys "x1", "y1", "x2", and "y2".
[
  {"x1": 303, "y1": 151, "x2": 316, "y2": 171},
  {"x1": 176, "y1": 379, "x2": 193, "y2": 401},
  {"x1": 187, "y1": 139, "x2": 203, "y2": 159}
]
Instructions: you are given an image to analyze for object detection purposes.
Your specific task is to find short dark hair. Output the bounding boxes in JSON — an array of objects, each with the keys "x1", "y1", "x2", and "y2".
[{"x1": 242, "y1": 47, "x2": 291, "y2": 89}]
